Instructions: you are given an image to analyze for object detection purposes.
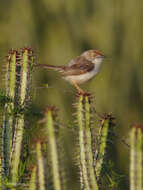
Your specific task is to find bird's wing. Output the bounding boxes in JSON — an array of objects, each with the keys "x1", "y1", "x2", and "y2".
[
  {"x1": 62, "y1": 56, "x2": 94, "y2": 76},
  {"x1": 68, "y1": 59, "x2": 75, "y2": 66}
]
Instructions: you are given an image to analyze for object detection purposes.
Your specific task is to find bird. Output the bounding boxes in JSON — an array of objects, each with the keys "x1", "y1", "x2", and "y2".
[{"x1": 34, "y1": 50, "x2": 105, "y2": 94}]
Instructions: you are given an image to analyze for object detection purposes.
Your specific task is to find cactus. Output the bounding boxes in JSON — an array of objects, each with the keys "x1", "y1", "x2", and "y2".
[
  {"x1": 29, "y1": 166, "x2": 37, "y2": 190},
  {"x1": 19, "y1": 48, "x2": 34, "y2": 106},
  {"x1": 95, "y1": 114, "x2": 115, "y2": 180},
  {"x1": 2, "y1": 50, "x2": 17, "y2": 179},
  {"x1": 10, "y1": 48, "x2": 34, "y2": 188},
  {"x1": 130, "y1": 124, "x2": 143, "y2": 190},
  {"x1": 44, "y1": 106, "x2": 64, "y2": 190},
  {"x1": 36, "y1": 142, "x2": 45, "y2": 190},
  {"x1": 0, "y1": 48, "x2": 34, "y2": 189},
  {"x1": 10, "y1": 115, "x2": 25, "y2": 188},
  {"x1": 76, "y1": 94, "x2": 98, "y2": 190}
]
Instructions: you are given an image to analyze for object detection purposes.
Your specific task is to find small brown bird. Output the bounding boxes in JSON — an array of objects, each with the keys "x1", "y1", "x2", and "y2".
[{"x1": 35, "y1": 50, "x2": 105, "y2": 94}]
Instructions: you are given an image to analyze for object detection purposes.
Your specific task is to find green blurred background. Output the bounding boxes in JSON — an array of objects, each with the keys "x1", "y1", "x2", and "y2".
[{"x1": 0, "y1": 0, "x2": 143, "y2": 189}]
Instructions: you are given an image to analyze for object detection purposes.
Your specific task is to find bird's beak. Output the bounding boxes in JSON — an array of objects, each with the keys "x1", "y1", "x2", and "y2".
[
  {"x1": 102, "y1": 55, "x2": 106, "y2": 58},
  {"x1": 96, "y1": 55, "x2": 106, "y2": 59}
]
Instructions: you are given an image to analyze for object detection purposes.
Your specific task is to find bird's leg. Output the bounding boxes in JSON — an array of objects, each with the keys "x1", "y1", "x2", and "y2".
[{"x1": 72, "y1": 80, "x2": 85, "y2": 94}]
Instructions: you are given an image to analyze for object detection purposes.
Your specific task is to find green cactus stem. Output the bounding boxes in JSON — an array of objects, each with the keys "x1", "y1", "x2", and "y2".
[
  {"x1": 44, "y1": 107, "x2": 63, "y2": 190},
  {"x1": 95, "y1": 117, "x2": 109, "y2": 179},
  {"x1": 19, "y1": 49, "x2": 33, "y2": 106},
  {"x1": 7, "y1": 50, "x2": 17, "y2": 98},
  {"x1": 36, "y1": 142, "x2": 45, "y2": 190},
  {"x1": 95, "y1": 114, "x2": 115, "y2": 182},
  {"x1": 29, "y1": 166, "x2": 37, "y2": 190},
  {"x1": 2, "y1": 50, "x2": 17, "y2": 178},
  {"x1": 77, "y1": 94, "x2": 98, "y2": 190},
  {"x1": 130, "y1": 124, "x2": 143, "y2": 190},
  {"x1": 10, "y1": 115, "x2": 24, "y2": 188}
]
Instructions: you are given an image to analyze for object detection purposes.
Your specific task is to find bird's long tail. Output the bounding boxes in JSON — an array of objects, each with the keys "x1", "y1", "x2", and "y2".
[{"x1": 34, "y1": 64, "x2": 63, "y2": 71}]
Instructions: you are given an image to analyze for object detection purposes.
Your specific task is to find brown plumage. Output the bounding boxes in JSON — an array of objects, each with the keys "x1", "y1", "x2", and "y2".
[{"x1": 35, "y1": 56, "x2": 94, "y2": 76}]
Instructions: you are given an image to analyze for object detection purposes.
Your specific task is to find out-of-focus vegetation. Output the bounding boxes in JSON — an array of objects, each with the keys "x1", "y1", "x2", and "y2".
[{"x1": 0, "y1": 0, "x2": 143, "y2": 189}]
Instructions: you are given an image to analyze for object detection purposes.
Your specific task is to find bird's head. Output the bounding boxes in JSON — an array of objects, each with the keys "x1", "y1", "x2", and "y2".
[{"x1": 81, "y1": 50, "x2": 105, "y2": 64}]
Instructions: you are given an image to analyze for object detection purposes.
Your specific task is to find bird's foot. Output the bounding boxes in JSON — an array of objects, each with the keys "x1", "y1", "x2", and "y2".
[{"x1": 76, "y1": 90, "x2": 91, "y2": 97}]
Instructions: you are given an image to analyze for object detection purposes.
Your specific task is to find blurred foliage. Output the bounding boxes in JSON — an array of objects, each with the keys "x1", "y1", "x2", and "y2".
[{"x1": 0, "y1": 0, "x2": 143, "y2": 189}]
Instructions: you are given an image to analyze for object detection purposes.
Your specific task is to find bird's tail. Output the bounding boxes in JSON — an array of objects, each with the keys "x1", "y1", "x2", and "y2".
[{"x1": 34, "y1": 64, "x2": 63, "y2": 71}]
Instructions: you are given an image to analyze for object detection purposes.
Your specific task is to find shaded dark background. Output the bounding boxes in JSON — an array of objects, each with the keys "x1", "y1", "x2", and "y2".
[{"x1": 0, "y1": 0, "x2": 143, "y2": 189}]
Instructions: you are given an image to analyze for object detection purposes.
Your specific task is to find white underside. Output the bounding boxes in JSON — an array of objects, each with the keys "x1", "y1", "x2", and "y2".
[{"x1": 63, "y1": 58, "x2": 103, "y2": 84}]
